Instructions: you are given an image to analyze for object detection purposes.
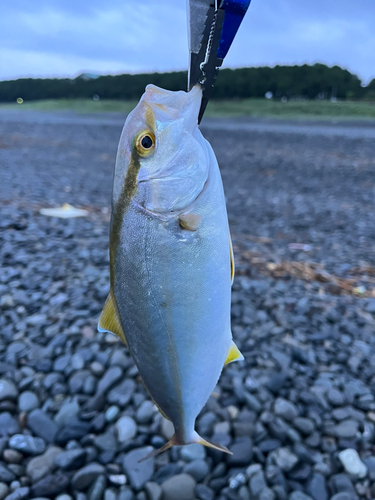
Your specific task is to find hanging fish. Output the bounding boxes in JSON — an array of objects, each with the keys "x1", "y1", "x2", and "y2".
[{"x1": 98, "y1": 84, "x2": 243, "y2": 460}]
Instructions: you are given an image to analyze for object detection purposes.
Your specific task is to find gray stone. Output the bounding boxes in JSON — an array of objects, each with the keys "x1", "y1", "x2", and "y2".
[
  {"x1": 289, "y1": 493, "x2": 313, "y2": 500},
  {"x1": 9, "y1": 434, "x2": 46, "y2": 456},
  {"x1": 53, "y1": 355, "x2": 70, "y2": 372},
  {"x1": 3, "y1": 487, "x2": 29, "y2": 500},
  {"x1": 161, "y1": 474, "x2": 196, "y2": 500},
  {"x1": 104, "y1": 489, "x2": 116, "y2": 500},
  {"x1": 271, "y1": 447, "x2": 299, "y2": 471},
  {"x1": 248, "y1": 468, "x2": 267, "y2": 498},
  {"x1": 327, "y1": 388, "x2": 345, "y2": 407},
  {"x1": 96, "y1": 367, "x2": 122, "y2": 395},
  {"x1": 136, "y1": 401, "x2": 156, "y2": 424},
  {"x1": 27, "y1": 409, "x2": 58, "y2": 443},
  {"x1": 0, "y1": 413, "x2": 20, "y2": 438},
  {"x1": 55, "y1": 495, "x2": 73, "y2": 500},
  {"x1": 144, "y1": 481, "x2": 162, "y2": 500},
  {"x1": 0, "y1": 380, "x2": 18, "y2": 402},
  {"x1": 88, "y1": 474, "x2": 106, "y2": 500},
  {"x1": 95, "y1": 427, "x2": 117, "y2": 451},
  {"x1": 30, "y1": 473, "x2": 69, "y2": 497},
  {"x1": 307, "y1": 473, "x2": 328, "y2": 500},
  {"x1": 118, "y1": 487, "x2": 134, "y2": 500},
  {"x1": 180, "y1": 444, "x2": 206, "y2": 462},
  {"x1": 0, "y1": 483, "x2": 9, "y2": 500},
  {"x1": 18, "y1": 391, "x2": 39, "y2": 412},
  {"x1": 195, "y1": 484, "x2": 215, "y2": 500},
  {"x1": 105, "y1": 406, "x2": 120, "y2": 423},
  {"x1": 55, "y1": 449, "x2": 86, "y2": 471},
  {"x1": 227, "y1": 437, "x2": 253, "y2": 466},
  {"x1": 107, "y1": 379, "x2": 135, "y2": 408},
  {"x1": 68, "y1": 370, "x2": 91, "y2": 394},
  {"x1": 183, "y1": 459, "x2": 209, "y2": 483},
  {"x1": 116, "y1": 416, "x2": 137, "y2": 443},
  {"x1": 55, "y1": 421, "x2": 91, "y2": 446},
  {"x1": 0, "y1": 464, "x2": 15, "y2": 483},
  {"x1": 293, "y1": 417, "x2": 314, "y2": 435},
  {"x1": 72, "y1": 463, "x2": 106, "y2": 490},
  {"x1": 54, "y1": 400, "x2": 80, "y2": 428},
  {"x1": 26, "y1": 446, "x2": 62, "y2": 482},
  {"x1": 274, "y1": 398, "x2": 298, "y2": 421},
  {"x1": 123, "y1": 447, "x2": 155, "y2": 490},
  {"x1": 330, "y1": 420, "x2": 358, "y2": 440},
  {"x1": 338, "y1": 449, "x2": 367, "y2": 479},
  {"x1": 330, "y1": 494, "x2": 357, "y2": 500}
]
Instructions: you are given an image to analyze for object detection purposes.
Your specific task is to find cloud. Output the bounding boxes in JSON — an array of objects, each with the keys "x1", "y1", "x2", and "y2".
[{"x1": 1, "y1": 0, "x2": 374, "y2": 84}]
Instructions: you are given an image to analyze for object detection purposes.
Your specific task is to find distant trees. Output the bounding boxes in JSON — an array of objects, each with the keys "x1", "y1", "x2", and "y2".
[{"x1": 0, "y1": 64, "x2": 372, "y2": 103}]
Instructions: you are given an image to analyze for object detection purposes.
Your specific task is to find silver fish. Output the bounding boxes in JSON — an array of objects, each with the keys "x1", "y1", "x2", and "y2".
[{"x1": 98, "y1": 84, "x2": 243, "y2": 459}]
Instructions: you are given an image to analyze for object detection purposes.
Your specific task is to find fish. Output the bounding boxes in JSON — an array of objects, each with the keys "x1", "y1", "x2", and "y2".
[{"x1": 98, "y1": 84, "x2": 243, "y2": 460}]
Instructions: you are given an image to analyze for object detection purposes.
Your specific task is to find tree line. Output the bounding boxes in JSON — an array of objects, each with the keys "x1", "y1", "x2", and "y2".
[{"x1": 0, "y1": 64, "x2": 374, "y2": 102}]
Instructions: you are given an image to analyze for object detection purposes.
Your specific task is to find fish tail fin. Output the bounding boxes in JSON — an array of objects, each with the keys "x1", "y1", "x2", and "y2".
[
  {"x1": 195, "y1": 434, "x2": 232, "y2": 455},
  {"x1": 137, "y1": 435, "x2": 177, "y2": 463}
]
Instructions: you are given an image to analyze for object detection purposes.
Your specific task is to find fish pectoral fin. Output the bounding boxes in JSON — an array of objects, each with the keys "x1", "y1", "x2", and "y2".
[
  {"x1": 178, "y1": 212, "x2": 202, "y2": 231},
  {"x1": 224, "y1": 340, "x2": 244, "y2": 366},
  {"x1": 197, "y1": 436, "x2": 232, "y2": 454},
  {"x1": 98, "y1": 292, "x2": 127, "y2": 346}
]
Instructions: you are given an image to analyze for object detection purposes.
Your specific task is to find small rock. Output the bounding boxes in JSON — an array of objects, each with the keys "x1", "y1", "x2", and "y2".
[
  {"x1": 54, "y1": 401, "x2": 80, "y2": 428},
  {"x1": 136, "y1": 401, "x2": 156, "y2": 424},
  {"x1": 293, "y1": 417, "x2": 314, "y2": 435},
  {"x1": 289, "y1": 493, "x2": 313, "y2": 500},
  {"x1": 144, "y1": 481, "x2": 162, "y2": 500},
  {"x1": 271, "y1": 447, "x2": 299, "y2": 471},
  {"x1": 9, "y1": 434, "x2": 45, "y2": 456},
  {"x1": 26, "y1": 446, "x2": 63, "y2": 482},
  {"x1": 30, "y1": 473, "x2": 69, "y2": 498},
  {"x1": 72, "y1": 463, "x2": 106, "y2": 490},
  {"x1": 55, "y1": 449, "x2": 86, "y2": 471},
  {"x1": 183, "y1": 459, "x2": 209, "y2": 483},
  {"x1": 55, "y1": 495, "x2": 73, "y2": 500},
  {"x1": 327, "y1": 388, "x2": 345, "y2": 407},
  {"x1": 0, "y1": 380, "x2": 18, "y2": 402},
  {"x1": 248, "y1": 468, "x2": 267, "y2": 497},
  {"x1": 107, "y1": 379, "x2": 135, "y2": 408},
  {"x1": 180, "y1": 444, "x2": 206, "y2": 462},
  {"x1": 274, "y1": 398, "x2": 298, "y2": 421},
  {"x1": 0, "y1": 483, "x2": 9, "y2": 500},
  {"x1": 105, "y1": 406, "x2": 120, "y2": 423},
  {"x1": 161, "y1": 474, "x2": 196, "y2": 500},
  {"x1": 3, "y1": 449, "x2": 22, "y2": 464},
  {"x1": 3, "y1": 487, "x2": 29, "y2": 500},
  {"x1": 195, "y1": 484, "x2": 215, "y2": 500},
  {"x1": 338, "y1": 449, "x2": 367, "y2": 479},
  {"x1": 0, "y1": 414, "x2": 20, "y2": 438},
  {"x1": 18, "y1": 392, "x2": 39, "y2": 412},
  {"x1": 123, "y1": 447, "x2": 155, "y2": 490},
  {"x1": 307, "y1": 473, "x2": 328, "y2": 500},
  {"x1": 227, "y1": 437, "x2": 253, "y2": 466},
  {"x1": 55, "y1": 421, "x2": 91, "y2": 446},
  {"x1": 0, "y1": 464, "x2": 15, "y2": 484},
  {"x1": 96, "y1": 367, "x2": 122, "y2": 395},
  {"x1": 116, "y1": 416, "x2": 137, "y2": 443},
  {"x1": 27, "y1": 409, "x2": 58, "y2": 443},
  {"x1": 160, "y1": 418, "x2": 174, "y2": 441},
  {"x1": 87, "y1": 474, "x2": 106, "y2": 500}
]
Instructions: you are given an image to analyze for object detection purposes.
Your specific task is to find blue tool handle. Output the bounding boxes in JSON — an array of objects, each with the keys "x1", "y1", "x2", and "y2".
[{"x1": 217, "y1": 0, "x2": 251, "y2": 60}]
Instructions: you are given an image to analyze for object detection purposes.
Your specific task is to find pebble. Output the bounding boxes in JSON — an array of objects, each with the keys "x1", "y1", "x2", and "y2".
[
  {"x1": 18, "y1": 392, "x2": 39, "y2": 412},
  {"x1": 107, "y1": 379, "x2": 135, "y2": 407},
  {"x1": 24, "y1": 446, "x2": 60, "y2": 481},
  {"x1": 180, "y1": 444, "x2": 206, "y2": 462},
  {"x1": 3, "y1": 487, "x2": 29, "y2": 500},
  {"x1": 123, "y1": 447, "x2": 155, "y2": 490},
  {"x1": 9, "y1": 434, "x2": 45, "y2": 456},
  {"x1": 196, "y1": 484, "x2": 215, "y2": 500},
  {"x1": 105, "y1": 405, "x2": 120, "y2": 423},
  {"x1": 55, "y1": 449, "x2": 86, "y2": 471},
  {"x1": 0, "y1": 464, "x2": 15, "y2": 484},
  {"x1": 27, "y1": 409, "x2": 58, "y2": 443},
  {"x1": 0, "y1": 414, "x2": 20, "y2": 438},
  {"x1": 0, "y1": 380, "x2": 18, "y2": 402},
  {"x1": 0, "y1": 483, "x2": 9, "y2": 500},
  {"x1": 54, "y1": 400, "x2": 80, "y2": 428},
  {"x1": 72, "y1": 463, "x2": 106, "y2": 490},
  {"x1": 30, "y1": 473, "x2": 69, "y2": 498},
  {"x1": 274, "y1": 398, "x2": 298, "y2": 421},
  {"x1": 116, "y1": 416, "x2": 137, "y2": 443},
  {"x1": 183, "y1": 459, "x2": 209, "y2": 482},
  {"x1": 144, "y1": 482, "x2": 162, "y2": 500},
  {"x1": 227, "y1": 437, "x2": 253, "y2": 466},
  {"x1": 271, "y1": 447, "x2": 299, "y2": 471},
  {"x1": 136, "y1": 401, "x2": 156, "y2": 424},
  {"x1": 161, "y1": 474, "x2": 196, "y2": 500},
  {"x1": 338, "y1": 449, "x2": 367, "y2": 479},
  {"x1": 96, "y1": 367, "x2": 123, "y2": 395},
  {"x1": 289, "y1": 493, "x2": 313, "y2": 500}
]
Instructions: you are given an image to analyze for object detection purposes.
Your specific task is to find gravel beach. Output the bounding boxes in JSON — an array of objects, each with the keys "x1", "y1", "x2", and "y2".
[{"x1": 1, "y1": 109, "x2": 375, "y2": 500}]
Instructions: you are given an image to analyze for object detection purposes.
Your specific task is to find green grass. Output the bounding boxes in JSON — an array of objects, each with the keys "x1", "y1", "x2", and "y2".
[{"x1": 1, "y1": 97, "x2": 375, "y2": 120}]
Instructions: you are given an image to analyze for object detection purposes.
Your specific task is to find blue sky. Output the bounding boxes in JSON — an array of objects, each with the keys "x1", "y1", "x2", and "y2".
[{"x1": 1, "y1": 0, "x2": 374, "y2": 84}]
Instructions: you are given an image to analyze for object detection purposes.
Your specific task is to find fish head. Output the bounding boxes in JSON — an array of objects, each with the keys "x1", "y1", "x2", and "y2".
[{"x1": 113, "y1": 84, "x2": 209, "y2": 215}]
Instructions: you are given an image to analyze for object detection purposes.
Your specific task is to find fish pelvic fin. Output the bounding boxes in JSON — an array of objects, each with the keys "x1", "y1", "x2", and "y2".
[
  {"x1": 97, "y1": 292, "x2": 128, "y2": 346},
  {"x1": 138, "y1": 435, "x2": 177, "y2": 463},
  {"x1": 138, "y1": 431, "x2": 232, "y2": 463},
  {"x1": 224, "y1": 340, "x2": 244, "y2": 366}
]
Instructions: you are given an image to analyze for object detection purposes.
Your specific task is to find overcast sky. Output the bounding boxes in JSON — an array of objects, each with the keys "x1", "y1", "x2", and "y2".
[{"x1": 1, "y1": 0, "x2": 374, "y2": 84}]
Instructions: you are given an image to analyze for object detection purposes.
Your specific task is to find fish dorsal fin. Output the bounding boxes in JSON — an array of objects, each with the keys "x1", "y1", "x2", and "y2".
[
  {"x1": 224, "y1": 340, "x2": 244, "y2": 366},
  {"x1": 229, "y1": 233, "x2": 235, "y2": 285},
  {"x1": 98, "y1": 292, "x2": 127, "y2": 346}
]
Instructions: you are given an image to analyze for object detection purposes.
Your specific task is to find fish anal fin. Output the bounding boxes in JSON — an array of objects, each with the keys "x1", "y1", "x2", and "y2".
[
  {"x1": 178, "y1": 213, "x2": 202, "y2": 231},
  {"x1": 98, "y1": 292, "x2": 127, "y2": 346},
  {"x1": 229, "y1": 233, "x2": 235, "y2": 284},
  {"x1": 224, "y1": 340, "x2": 244, "y2": 366}
]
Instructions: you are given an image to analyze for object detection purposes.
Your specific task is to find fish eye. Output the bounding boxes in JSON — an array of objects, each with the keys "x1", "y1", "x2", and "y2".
[{"x1": 134, "y1": 131, "x2": 155, "y2": 156}]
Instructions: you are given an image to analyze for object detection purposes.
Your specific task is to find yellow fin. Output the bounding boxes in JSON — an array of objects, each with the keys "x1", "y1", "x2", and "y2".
[
  {"x1": 224, "y1": 340, "x2": 244, "y2": 366},
  {"x1": 229, "y1": 233, "x2": 235, "y2": 284},
  {"x1": 178, "y1": 213, "x2": 202, "y2": 231},
  {"x1": 98, "y1": 293, "x2": 127, "y2": 346}
]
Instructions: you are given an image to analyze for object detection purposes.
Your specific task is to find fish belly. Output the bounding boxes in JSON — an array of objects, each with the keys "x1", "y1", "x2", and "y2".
[{"x1": 114, "y1": 159, "x2": 231, "y2": 438}]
